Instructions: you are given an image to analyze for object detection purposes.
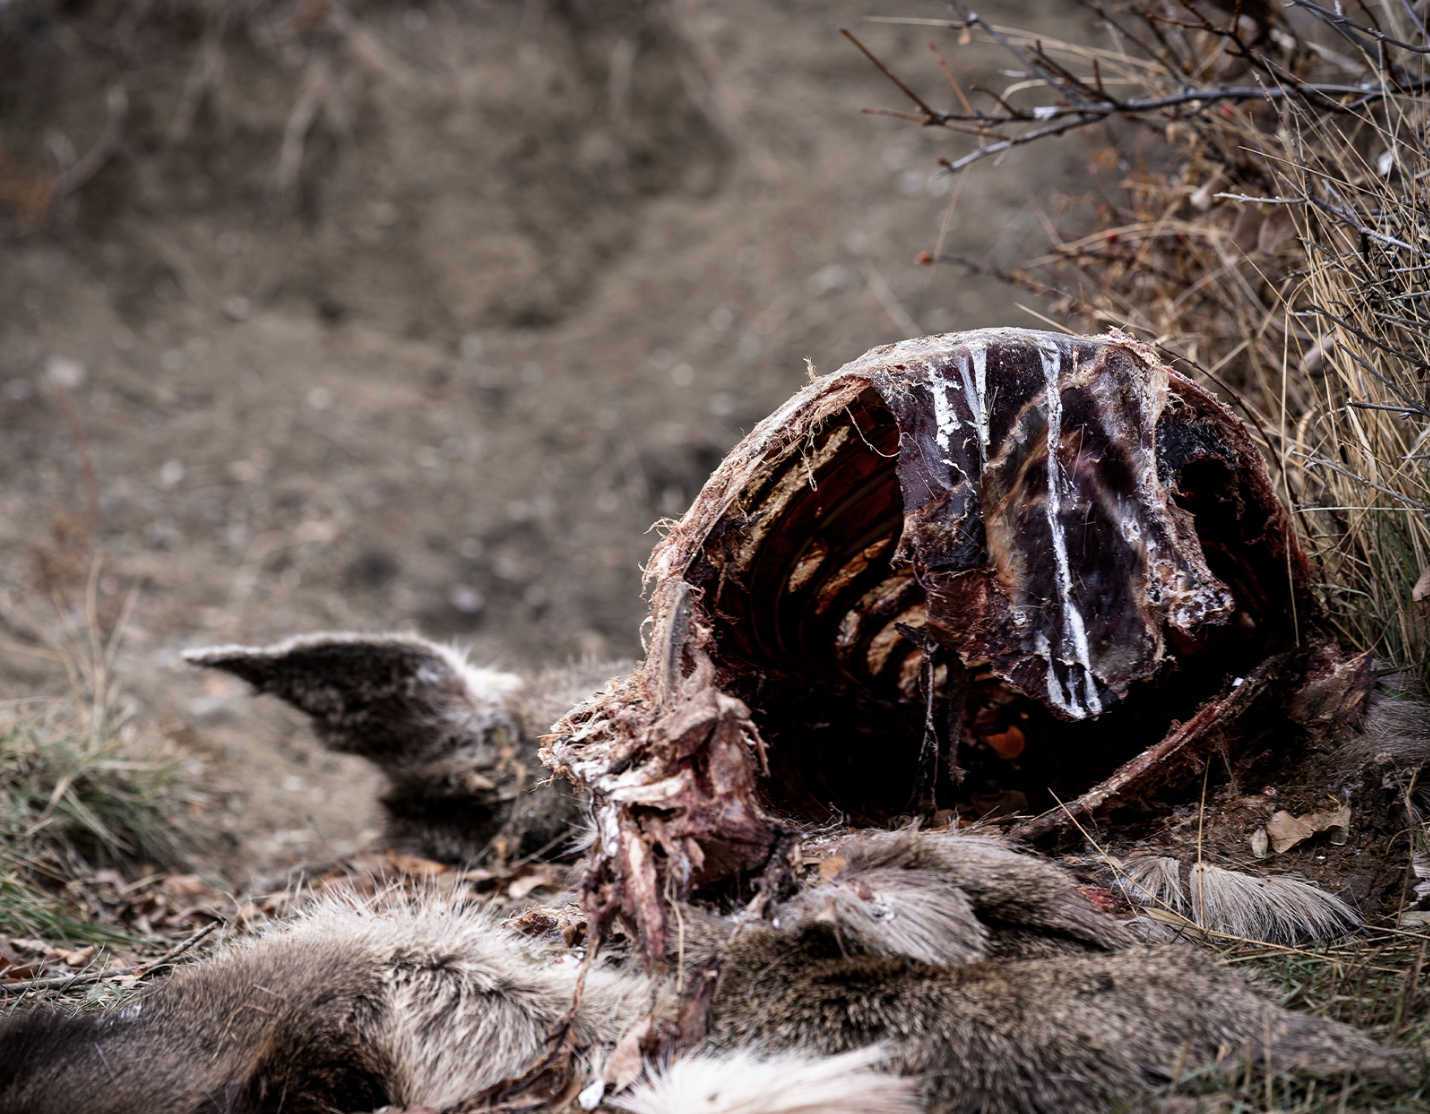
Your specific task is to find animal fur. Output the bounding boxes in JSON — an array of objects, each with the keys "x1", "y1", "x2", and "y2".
[
  {"x1": 770, "y1": 830, "x2": 1133, "y2": 965},
  {"x1": 185, "y1": 634, "x2": 629, "y2": 864},
  {"x1": 0, "y1": 834, "x2": 1404, "y2": 1114},
  {"x1": 1118, "y1": 855, "x2": 1360, "y2": 945},
  {"x1": 1334, "y1": 679, "x2": 1430, "y2": 774},
  {"x1": 611, "y1": 1048, "x2": 922, "y2": 1114},
  {"x1": 709, "y1": 922, "x2": 1401, "y2": 1114},
  {"x1": 0, "y1": 897, "x2": 660, "y2": 1114}
]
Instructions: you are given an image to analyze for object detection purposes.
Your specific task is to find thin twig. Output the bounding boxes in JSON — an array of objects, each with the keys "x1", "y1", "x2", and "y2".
[
  {"x1": 840, "y1": 28, "x2": 940, "y2": 120},
  {"x1": 1, "y1": 921, "x2": 222, "y2": 994}
]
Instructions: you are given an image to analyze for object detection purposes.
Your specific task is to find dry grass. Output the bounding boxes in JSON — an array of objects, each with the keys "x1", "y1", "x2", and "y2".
[
  {"x1": 0, "y1": 578, "x2": 205, "y2": 943},
  {"x1": 1149, "y1": 931, "x2": 1430, "y2": 1111},
  {"x1": 867, "y1": 2, "x2": 1430, "y2": 684}
]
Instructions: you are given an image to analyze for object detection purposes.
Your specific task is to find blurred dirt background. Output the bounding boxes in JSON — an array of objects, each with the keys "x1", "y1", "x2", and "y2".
[{"x1": 0, "y1": 0, "x2": 1092, "y2": 881}]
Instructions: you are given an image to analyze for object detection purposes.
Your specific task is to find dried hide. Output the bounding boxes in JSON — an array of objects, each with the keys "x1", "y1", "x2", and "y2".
[{"x1": 544, "y1": 329, "x2": 1361, "y2": 960}]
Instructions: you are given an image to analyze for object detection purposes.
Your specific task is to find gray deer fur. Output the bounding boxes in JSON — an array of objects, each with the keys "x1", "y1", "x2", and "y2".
[
  {"x1": 0, "y1": 829, "x2": 1405, "y2": 1114},
  {"x1": 0, "y1": 632, "x2": 1414, "y2": 1114}
]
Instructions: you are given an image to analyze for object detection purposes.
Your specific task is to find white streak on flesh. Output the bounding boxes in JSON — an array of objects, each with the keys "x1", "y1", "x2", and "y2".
[
  {"x1": 969, "y1": 342, "x2": 990, "y2": 465},
  {"x1": 1038, "y1": 340, "x2": 1101, "y2": 718},
  {"x1": 930, "y1": 369, "x2": 960, "y2": 452}
]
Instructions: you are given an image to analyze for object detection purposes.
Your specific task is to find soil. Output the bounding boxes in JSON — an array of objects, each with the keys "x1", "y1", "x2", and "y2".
[{"x1": 0, "y1": 0, "x2": 1097, "y2": 882}]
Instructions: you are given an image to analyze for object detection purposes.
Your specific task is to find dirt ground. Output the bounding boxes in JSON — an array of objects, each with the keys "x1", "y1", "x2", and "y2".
[{"x1": 0, "y1": 0, "x2": 1095, "y2": 881}]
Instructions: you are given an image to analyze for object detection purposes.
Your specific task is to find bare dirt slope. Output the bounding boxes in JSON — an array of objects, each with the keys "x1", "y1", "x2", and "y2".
[{"x1": 0, "y1": 0, "x2": 1089, "y2": 879}]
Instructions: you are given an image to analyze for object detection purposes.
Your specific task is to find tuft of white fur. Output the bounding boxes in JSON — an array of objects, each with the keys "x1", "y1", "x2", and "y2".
[
  {"x1": 1119, "y1": 856, "x2": 1359, "y2": 945},
  {"x1": 610, "y1": 1047, "x2": 922, "y2": 1114},
  {"x1": 424, "y1": 639, "x2": 524, "y2": 696},
  {"x1": 1117, "y1": 855, "x2": 1184, "y2": 911}
]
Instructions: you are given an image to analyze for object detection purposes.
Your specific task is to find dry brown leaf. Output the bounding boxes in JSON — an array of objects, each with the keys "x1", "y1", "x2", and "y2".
[
  {"x1": 1326, "y1": 803, "x2": 1352, "y2": 846},
  {"x1": 1265, "y1": 807, "x2": 1348, "y2": 852},
  {"x1": 62, "y1": 945, "x2": 96, "y2": 967},
  {"x1": 1266, "y1": 810, "x2": 1315, "y2": 853},
  {"x1": 604, "y1": 1017, "x2": 651, "y2": 1093},
  {"x1": 160, "y1": 874, "x2": 207, "y2": 896},
  {"x1": 985, "y1": 725, "x2": 1026, "y2": 759},
  {"x1": 1414, "y1": 567, "x2": 1430, "y2": 603},
  {"x1": 385, "y1": 849, "x2": 452, "y2": 877},
  {"x1": 507, "y1": 866, "x2": 558, "y2": 900},
  {"x1": 817, "y1": 855, "x2": 847, "y2": 882}
]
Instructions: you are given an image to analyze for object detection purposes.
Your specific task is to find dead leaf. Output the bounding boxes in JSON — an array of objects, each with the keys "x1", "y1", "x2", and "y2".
[
  {"x1": 1249, "y1": 828, "x2": 1269, "y2": 858},
  {"x1": 1266, "y1": 810, "x2": 1315, "y2": 853},
  {"x1": 1326, "y1": 803, "x2": 1351, "y2": 846},
  {"x1": 1415, "y1": 568, "x2": 1430, "y2": 604},
  {"x1": 1257, "y1": 206, "x2": 1296, "y2": 254},
  {"x1": 1413, "y1": 850, "x2": 1430, "y2": 904},
  {"x1": 604, "y1": 1017, "x2": 651, "y2": 1093},
  {"x1": 507, "y1": 866, "x2": 558, "y2": 900},
  {"x1": 1265, "y1": 807, "x2": 1348, "y2": 852},
  {"x1": 385, "y1": 849, "x2": 452, "y2": 878},
  {"x1": 160, "y1": 874, "x2": 207, "y2": 896},
  {"x1": 1190, "y1": 166, "x2": 1226, "y2": 211},
  {"x1": 817, "y1": 855, "x2": 847, "y2": 882},
  {"x1": 985, "y1": 725, "x2": 1026, "y2": 759},
  {"x1": 62, "y1": 946, "x2": 96, "y2": 967}
]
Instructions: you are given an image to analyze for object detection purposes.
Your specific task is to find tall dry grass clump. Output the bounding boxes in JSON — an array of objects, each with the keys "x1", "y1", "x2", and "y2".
[
  {"x1": 0, "y1": 576, "x2": 206, "y2": 942},
  {"x1": 1278, "y1": 84, "x2": 1430, "y2": 672},
  {"x1": 867, "y1": 1, "x2": 1430, "y2": 680}
]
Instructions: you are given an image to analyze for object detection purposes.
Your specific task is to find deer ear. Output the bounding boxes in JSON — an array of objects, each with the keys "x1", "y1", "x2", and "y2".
[{"x1": 184, "y1": 633, "x2": 523, "y2": 767}]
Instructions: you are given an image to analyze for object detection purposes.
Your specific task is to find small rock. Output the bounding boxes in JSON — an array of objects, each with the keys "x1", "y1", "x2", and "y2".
[
  {"x1": 44, "y1": 355, "x2": 86, "y2": 390},
  {"x1": 447, "y1": 583, "x2": 484, "y2": 614}
]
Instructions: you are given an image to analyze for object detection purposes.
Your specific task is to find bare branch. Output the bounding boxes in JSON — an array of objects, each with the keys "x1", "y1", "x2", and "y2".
[
  {"x1": 839, "y1": 27, "x2": 940, "y2": 121},
  {"x1": 1292, "y1": 0, "x2": 1430, "y2": 56},
  {"x1": 1, "y1": 921, "x2": 221, "y2": 994}
]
